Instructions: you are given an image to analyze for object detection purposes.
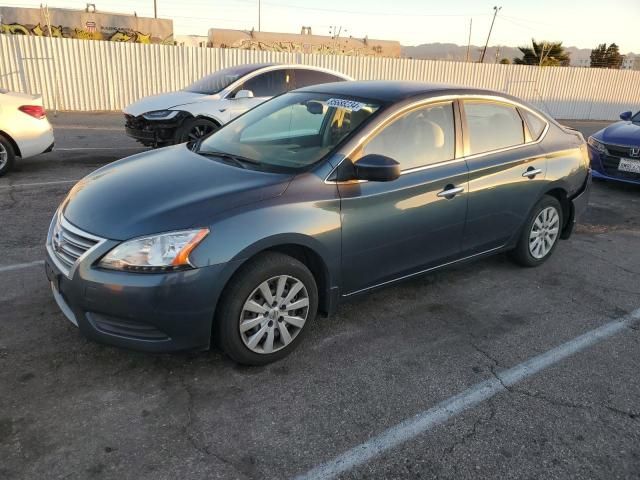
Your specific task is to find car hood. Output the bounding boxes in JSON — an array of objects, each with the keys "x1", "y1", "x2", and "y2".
[
  {"x1": 61, "y1": 145, "x2": 293, "y2": 240},
  {"x1": 599, "y1": 121, "x2": 640, "y2": 145},
  {"x1": 123, "y1": 91, "x2": 219, "y2": 116}
]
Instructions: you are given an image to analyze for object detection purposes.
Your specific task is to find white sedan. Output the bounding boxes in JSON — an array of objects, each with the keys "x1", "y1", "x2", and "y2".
[
  {"x1": 123, "y1": 64, "x2": 351, "y2": 147},
  {"x1": 0, "y1": 89, "x2": 55, "y2": 176}
]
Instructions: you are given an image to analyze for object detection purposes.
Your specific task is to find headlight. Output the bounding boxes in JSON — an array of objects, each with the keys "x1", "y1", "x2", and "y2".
[
  {"x1": 587, "y1": 136, "x2": 607, "y2": 153},
  {"x1": 142, "y1": 110, "x2": 180, "y2": 120},
  {"x1": 98, "y1": 228, "x2": 209, "y2": 272}
]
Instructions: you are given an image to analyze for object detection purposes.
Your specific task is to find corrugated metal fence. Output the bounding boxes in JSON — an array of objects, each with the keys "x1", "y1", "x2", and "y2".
[{"x1": 1, "y1": 34, "x2": 639, "y2": 120}]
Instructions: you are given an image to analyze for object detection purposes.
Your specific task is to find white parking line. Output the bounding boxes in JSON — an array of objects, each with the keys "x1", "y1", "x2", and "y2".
[
  {"x1": 53, "y1": 125, "x2": 123, "y2": 131},
  {"x1": 0, "y1": 260, "x2": 45, "y2": 273},
  {"x1": 55, "y1": 147, "x2": 146, "y2": 151},
  {"x1": 0, "y1": 179, "x2": 78, "y2": 189},
  {"x1": 295, "y1": 308, "x2": 640, "y2": 480}
]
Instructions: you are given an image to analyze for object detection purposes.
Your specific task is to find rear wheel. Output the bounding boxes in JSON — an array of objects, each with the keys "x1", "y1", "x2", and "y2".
[
  {"x1": 179, "y1": 118, "x2": 219, "y2": 144},
  {"x1": 510, "y1": 195, "x2": 563, "y2": 267},
  {"x1": 0, "y1": 134, "x2": 16, "y2": 177},
  {"x1": 215, "y1": 252, "x2": 318, "y2": 365}
]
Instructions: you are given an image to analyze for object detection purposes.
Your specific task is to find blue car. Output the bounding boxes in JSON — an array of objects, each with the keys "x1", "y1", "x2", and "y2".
[{"x1": 588, "y1": 110, "x2": 640, "y2": 185}]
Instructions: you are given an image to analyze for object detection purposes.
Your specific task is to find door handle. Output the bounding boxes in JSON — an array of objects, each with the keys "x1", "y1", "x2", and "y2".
[
  {"x1": 437, "y1": 185, "x2": 464, "y2": 198},
  {"x1": 522, "y1": 167, "x2": 543, "y2": 179}
]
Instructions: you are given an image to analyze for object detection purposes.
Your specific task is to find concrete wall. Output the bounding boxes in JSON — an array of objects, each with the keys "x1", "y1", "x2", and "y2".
[{"x1": 1, "y1": 34, "x2": 638, "y2": 119}]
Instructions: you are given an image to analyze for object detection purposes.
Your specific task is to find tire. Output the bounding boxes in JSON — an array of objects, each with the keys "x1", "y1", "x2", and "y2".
[
  {"x1": 215, "y1": 252, "x2": 318, "y2": 366},
  {"x1": 0, "y1": 134, "x2": 16, "y2": 177},
  {"x1": 178, "y1": 118, "x2": 219, "y2": 144},
  {"x1": 510, "y1": 195, "x2": 563, "y2": 267}
]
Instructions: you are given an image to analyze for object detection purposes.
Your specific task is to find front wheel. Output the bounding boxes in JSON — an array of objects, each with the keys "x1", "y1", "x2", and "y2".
[
  {"x1": 215, "y1": 252, "x2": 318, "y2": 365},
  {"x1": 510, "y1": 195, "x2": 563, "y2": 267},
  {"x1": 178, "y1": 118, "x2": 219, "y2": 144}
]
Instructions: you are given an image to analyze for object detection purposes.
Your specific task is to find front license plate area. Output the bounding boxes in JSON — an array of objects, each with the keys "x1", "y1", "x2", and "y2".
[{"x1": 618, "y1": 158, "x2": 640, "y2": 173}]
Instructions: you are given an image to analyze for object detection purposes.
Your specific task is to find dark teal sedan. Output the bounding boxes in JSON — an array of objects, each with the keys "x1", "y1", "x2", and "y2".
[{"x1": 46, "y1": 81, "x2": 591, "y2": 365}]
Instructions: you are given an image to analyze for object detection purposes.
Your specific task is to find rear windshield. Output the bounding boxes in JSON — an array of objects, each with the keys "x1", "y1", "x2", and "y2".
[{"x1": 183, "y1": 65, "x2": 267, "y2": 95}]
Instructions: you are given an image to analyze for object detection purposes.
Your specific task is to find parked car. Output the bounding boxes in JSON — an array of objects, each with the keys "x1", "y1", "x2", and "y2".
[
  {"x1": 47, "y1": 81, "x2": 591, "y2": 365},
  {"x1": 588, "y1": 110, "x2": 640, "y2": 185},
  {"x1": 0, "y1": 89, "x2": 54, "y2": 176},
  {"x1": 123, "y1": 63, "x2": 351, "y2": 147}
]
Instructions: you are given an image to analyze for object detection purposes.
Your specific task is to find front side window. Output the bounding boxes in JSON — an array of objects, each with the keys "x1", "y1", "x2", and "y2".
[
  {"x1": 293, "y1": 69, "x2": 346, "y2": 88},
  {"x1": 198, "y1": 92, "x2": 381, "y2": 172},
  {"x1": 464, "y1": 101, "x2": 525, "y2": 155},
  {"x1": 234, "y1": 70, "x2": 290, "y2": 98},
  {"x1": 359, "y1": 102, "x2": 456, "y2": 170}
]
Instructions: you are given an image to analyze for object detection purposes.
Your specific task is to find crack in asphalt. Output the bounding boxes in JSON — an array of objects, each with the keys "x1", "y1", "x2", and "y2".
[
  {"x1": 176, "y1": 373, "x2": 255, "y2": 480},
  {"x1": 470, "y1": 343, "x2": 640, "y2": 424}
]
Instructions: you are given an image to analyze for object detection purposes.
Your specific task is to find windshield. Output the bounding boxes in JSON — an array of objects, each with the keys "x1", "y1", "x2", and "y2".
[
  {"x1": 632, "y1": 111, "x2": 640, "y2": 123},
  {"x1": 183, "y1": 65, "x2": 266, "y2": 94},
  {"x1": 197, "y1": 92, "x2": 381, "y2": 171}
]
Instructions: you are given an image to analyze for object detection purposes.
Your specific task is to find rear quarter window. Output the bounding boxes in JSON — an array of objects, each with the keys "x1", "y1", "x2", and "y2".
[{"x1": 521, "y1": 109, "x2": 547, "y2": 140}]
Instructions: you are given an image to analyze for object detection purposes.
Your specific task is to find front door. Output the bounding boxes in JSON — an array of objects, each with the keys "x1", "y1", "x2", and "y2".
[
  {"x1": 338, "y1": 101, "x2": 469, "y2": 294},
  {"x1": 227, "y1": 69, "x2": 293, "y2": 120}
]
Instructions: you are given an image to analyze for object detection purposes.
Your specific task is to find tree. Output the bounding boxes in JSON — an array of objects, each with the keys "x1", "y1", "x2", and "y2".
[
  {"x1": 499, "y1": 58, "x2": 511, "y2": 65},
  {"x1": 590, "y1": 43, "x2": 624, "y2": 69},
  {"x1": 513, "y1": 39, "x2": 570, "y2": 66}
]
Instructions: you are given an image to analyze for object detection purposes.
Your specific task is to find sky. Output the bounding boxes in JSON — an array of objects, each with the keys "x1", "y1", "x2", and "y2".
[{"x1": 4, "y1": 0, "x2": 640, "y2": 52}]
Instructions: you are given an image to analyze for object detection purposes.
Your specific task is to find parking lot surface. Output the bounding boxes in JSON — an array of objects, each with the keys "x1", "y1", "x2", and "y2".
[{"x1": 1, "y1": 115, "x2": 639, "y2": 479}]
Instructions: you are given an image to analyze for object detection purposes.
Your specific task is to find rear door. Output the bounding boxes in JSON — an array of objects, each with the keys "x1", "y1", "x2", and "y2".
[
  {"x1": 460, "y1": 99, "x2": 549, "y2": 254},
  {"x1": 338, "y1": 101, "x2": 468, "y2": 293}
]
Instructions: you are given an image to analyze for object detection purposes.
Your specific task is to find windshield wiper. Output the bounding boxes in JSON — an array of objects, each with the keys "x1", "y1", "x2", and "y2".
[{"x1": 196, "y1": 149, "x2": 261, "y2": 169}]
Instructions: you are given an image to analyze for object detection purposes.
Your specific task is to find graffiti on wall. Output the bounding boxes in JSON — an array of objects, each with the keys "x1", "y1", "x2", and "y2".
[
  {"x1": 221, "y1": 39, "x2": 386, "y2": 56},
  {"x1": 1, "y1": 22, "x2": 172, "y2": 44}
]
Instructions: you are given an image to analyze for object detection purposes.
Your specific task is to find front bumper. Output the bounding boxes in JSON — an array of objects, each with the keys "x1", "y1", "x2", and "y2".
[
  {"x1": 588, "y1": 144, "x2": 640, "y2": 185},
  {"x1": 124, "y1": 113, "x2": 186, "y2": 147},
  {"x1": 45, "y1": 243, "x2": 238, "y2": 353}
]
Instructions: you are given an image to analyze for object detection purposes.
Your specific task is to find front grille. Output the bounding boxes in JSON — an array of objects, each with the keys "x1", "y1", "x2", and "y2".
[
  {"x1": 604, "y1": 143, "x2": 636, "y2": 158},
  {"x1": 49, "y1": 214, "x2": 104, "y2": 277}
]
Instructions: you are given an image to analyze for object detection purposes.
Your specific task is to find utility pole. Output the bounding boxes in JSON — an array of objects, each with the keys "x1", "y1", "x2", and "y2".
[
  {"x1": 480, "y1": 6, "x2": 501, "y2": 63},
  {"x1": 258, "y1": 0, "x2": 261, "y2": 31},
  {"x1": 153, "y1": 0, "x2": 157, "y2": 18},
  {"x1": 465, "y1": 18, "x2": 472, "y2": 62}
]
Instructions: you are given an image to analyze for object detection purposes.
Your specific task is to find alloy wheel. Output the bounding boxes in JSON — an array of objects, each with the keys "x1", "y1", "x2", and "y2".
[
  {"x1": 239, "y1": 275, "x2": 310, "y2": 354},
  {"x1": 529, "y1": 206, "x2": 560, "y2": 259},
  {"x1": 187, "y1": 124, "x2": 214, "y2": 141}
]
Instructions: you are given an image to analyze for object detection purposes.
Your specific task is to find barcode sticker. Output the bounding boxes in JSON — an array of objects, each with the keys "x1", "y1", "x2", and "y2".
[{"x1": 326, "y1": 98, "x2": 364, "y2": 111}]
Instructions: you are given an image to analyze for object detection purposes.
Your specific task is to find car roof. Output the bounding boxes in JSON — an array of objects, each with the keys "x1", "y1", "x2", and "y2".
[{"x1": 295, "y1": 80, "x2": 518, "y2": 104}]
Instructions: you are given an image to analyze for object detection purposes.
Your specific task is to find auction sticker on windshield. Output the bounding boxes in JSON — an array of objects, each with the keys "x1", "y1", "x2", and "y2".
[{"x1": 326, "y1": 98, "x2": 365, "y2": 111}]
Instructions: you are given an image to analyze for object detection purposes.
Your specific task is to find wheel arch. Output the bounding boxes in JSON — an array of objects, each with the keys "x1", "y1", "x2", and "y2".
[
  {"x1": 0, "y1": 130, "x2": 21, "y2": 157},
  {"x1": 213, "y1": 234, "x2": 337, "y2": 328},
  {"x1": 543, "y1": 187, "x2": 572, "y2": 238}
]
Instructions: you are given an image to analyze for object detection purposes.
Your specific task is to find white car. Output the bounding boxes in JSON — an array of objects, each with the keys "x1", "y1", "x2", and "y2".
[
  {"x1": 0, "y1": 89, "x2": 55, "y2": 176},
  {"x1": 123, "y1": 63, "x2": 351, "y2": 147}
]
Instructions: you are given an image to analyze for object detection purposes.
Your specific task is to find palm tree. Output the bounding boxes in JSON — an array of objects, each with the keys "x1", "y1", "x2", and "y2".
[{"x1": 514, "y1": 39, "x2": 570, "y2": 67}]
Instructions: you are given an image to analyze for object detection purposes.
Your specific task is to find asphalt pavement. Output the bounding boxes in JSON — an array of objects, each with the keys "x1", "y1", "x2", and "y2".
[{"x1": 1, "y1": 114, "x2": 639, "y2": 480}]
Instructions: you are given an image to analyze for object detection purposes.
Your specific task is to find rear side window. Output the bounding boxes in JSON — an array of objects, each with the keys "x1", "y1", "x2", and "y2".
[
  {"x1": 464, "y1": 101, "x2": 525, "y2": 155},
  {"x1": 361, "y1": 102, "x2": 456, "y2": 170},
  {"x1": 521, "y1": 109, "x2": 547, "y2": 140},
  {"x1": 235, "y1": 70, "x2": 289, "y2": 97},
  {"x1": 293, "y1": 69, "x2": 346, "y2": 88}
]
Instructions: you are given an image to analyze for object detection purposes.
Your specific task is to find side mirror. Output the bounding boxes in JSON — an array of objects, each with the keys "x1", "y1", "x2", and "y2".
[
  {"x1": 620, "y1": 111, "x2": 633, "y2": 121},
  {"x1": 235, "y1": 89, "x2": 254, "y2": 99},
  {"x1": 306, "y1": 101, "x2": 324, "y2": 115},
  {"x1": 353, "y1": 154, "x2": 401, "y2": 182}
]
